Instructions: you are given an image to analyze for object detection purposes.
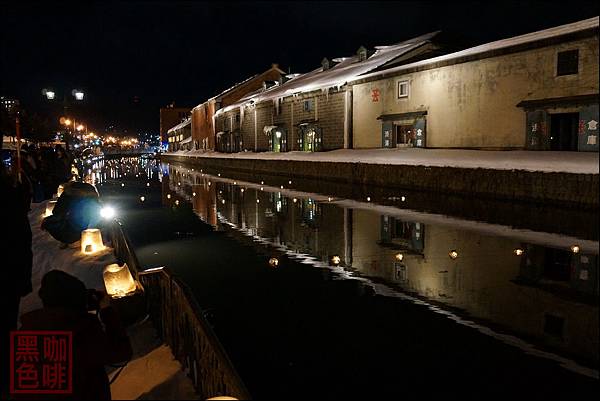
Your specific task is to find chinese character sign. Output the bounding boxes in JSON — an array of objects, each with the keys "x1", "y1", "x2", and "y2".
[
  {"x1": 371, "y1": 88, "x2": 380, "y2": 102},
  {"x1": 10, "y1": 331, "x2": 72, "y2": 395}
]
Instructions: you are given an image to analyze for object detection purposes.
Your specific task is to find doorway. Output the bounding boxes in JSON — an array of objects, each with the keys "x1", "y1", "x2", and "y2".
[
  {"x1": 394, "y1": 124, "x2": 414, "y2": 147},
  {"x1": 550, "y1": 113, "x2": 578, "y2": 151}
]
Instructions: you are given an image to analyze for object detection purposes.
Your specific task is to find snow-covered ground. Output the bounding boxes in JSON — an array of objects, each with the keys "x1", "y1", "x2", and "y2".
[
  {"x1": 165, "y1": 148, "x2": 599, "y2": 174},
  {"x1": 21, "y1": 201, "x2": 198, "y2": 400}
]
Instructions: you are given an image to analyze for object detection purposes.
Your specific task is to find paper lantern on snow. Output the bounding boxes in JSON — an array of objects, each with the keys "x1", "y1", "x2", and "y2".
[
  {"x1": 81, "y1": 228, "x2": 104, "y2": 254},
  {"x1": 103, "y1": 263, "x2": 137, "y2": 298},
  {"x1": 44, "y1": 200, "x2": 57, "y2": 217}
]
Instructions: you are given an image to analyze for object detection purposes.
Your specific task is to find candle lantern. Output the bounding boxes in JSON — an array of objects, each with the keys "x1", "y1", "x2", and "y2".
[
  {"x1": 81, "y1": 228, "x2": 105, "y2": 254},
  {"x1": 44, "y1": 200, "x2": 57, "y2": 218},
  {"x1": 56, "y1": 184, "x2": 65, "y2": 197},
  {"x1": 103, "y1": 263, "x2": 137, "y2": 298}
]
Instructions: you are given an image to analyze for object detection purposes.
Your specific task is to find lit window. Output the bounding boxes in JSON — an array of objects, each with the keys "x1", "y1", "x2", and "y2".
[
  {"x1": 397, "y1": 80, "x2": 409, "y2": 98},
  {"x1": 556, "y1": 49, "x2": 579, "y2": 76}
]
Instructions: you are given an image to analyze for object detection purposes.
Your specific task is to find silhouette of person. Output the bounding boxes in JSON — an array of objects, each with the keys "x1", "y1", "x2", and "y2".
[{"x1": 20, "y1": 270, "x2": 132, "y2": 400}]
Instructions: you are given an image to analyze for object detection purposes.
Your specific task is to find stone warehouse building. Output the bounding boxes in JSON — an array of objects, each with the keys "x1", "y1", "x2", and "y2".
[
  {"x1": 350, "y1": 17, "x2": 599, "y2": 151},
  {"x1": 190, "y1": 65, "x2": 285, "y2": 152},
  {"x1": 167, "y1": 118, "x2": 191, "y2": 151},
  {"x1": 214, "y1": 31, "x2": 451, "y2": 152},
  {"x1": 187, "y1": 17, "x2": 598, "y2": 154}
]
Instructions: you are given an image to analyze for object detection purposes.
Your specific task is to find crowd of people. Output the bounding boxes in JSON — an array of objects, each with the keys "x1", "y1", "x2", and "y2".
[
  {"x1": 1, "y1": 136, "x2": 132, "y2": 400},
  {"x1": 18, "y1": 143, "x2": 76, "y2": 206}
]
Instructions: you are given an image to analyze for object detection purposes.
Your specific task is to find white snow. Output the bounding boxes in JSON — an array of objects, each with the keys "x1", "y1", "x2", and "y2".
[
  {"x1": 164, "y1": 147, "x2": 599, "y2": 174},
  {"x1": 167, "y1": 118, "x2": 192, "y2": 134},
  {"x1": 21, "y1": 201, "x2": 198, "y2": 400}
]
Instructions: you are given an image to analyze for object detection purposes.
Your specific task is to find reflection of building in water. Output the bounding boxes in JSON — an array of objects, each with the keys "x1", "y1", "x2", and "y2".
[
  {"x1": 351, "y1": 208, "x2": 598, "y2": 363},
  {"x1": 164, "y1": 165, "x2": 598, "y2": 363},
  {"x1": 191, "y1": 180, "x2": 218, "y2": 227}
]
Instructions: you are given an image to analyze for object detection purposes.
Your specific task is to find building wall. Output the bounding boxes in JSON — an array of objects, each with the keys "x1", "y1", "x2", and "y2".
[
  {"x1": 160, "y1": 107, "x2": 190, "y2": 143},
  {"x1": 191, "y1": 101, "x2": 216, "y2": 150},
  {"x1": 250, "y1": 89, "x2": 347, "y2": 152},
  {"x1": 352, "y1": 35, "x2": 599, "y2": 149}
]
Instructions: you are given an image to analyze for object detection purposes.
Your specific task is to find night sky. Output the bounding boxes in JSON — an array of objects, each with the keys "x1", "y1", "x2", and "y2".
[{"x1": 1, "y1": 1, "x2": 598, "y2": 135}]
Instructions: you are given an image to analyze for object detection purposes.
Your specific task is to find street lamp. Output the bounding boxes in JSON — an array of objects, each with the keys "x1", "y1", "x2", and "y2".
[{"x1": 73, "y1": 90, "x2": 84, "y2": 101}]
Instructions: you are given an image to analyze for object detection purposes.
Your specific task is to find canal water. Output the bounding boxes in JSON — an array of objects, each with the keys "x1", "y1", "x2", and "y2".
[{"x1": 90, "y1": 156, "x2": 598, "y2": 398}]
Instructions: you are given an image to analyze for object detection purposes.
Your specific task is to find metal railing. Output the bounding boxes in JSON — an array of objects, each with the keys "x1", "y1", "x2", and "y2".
[{"x1": 109, "y1": 221, "x2": 251, "y2": 400}]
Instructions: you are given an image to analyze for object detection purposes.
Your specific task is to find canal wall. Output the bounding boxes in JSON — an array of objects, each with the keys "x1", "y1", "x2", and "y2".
[
  {"x1": 161, "y1": 154, "x2": 599, "y2": 208},
  {"x1": 109, "y1": 221, "x2": 252, "y2": 400}
]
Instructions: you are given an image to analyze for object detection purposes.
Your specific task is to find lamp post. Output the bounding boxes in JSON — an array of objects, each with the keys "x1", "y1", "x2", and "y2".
[{"x1": 42, "y1": 88, "x2": 85, "y2": 146}]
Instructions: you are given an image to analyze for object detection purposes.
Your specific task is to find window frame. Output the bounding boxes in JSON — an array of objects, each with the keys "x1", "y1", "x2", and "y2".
[
  {"x1": 397, "y1": 80, "x2": 409, "y2": 99},
  {"x1": 556, "y1": 49, "x2": 579, "y2": 76}
]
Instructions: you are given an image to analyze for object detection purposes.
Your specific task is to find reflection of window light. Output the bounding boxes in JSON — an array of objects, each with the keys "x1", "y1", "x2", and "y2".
[{"x1": 276, "y1": 201, "x2": 282, "y2": 212}]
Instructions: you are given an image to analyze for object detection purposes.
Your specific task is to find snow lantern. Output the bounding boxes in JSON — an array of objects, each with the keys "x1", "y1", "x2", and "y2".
[
  {"x1": 103, "y1": 263, "x2": 137, "y2": 299},
  {"x1": 44, "y1": 200, "x2": 57, "y2": 218},
  {"x1": 80, "y1": 228, "x2": 104, "y2": 254},
  {"x1": 206, "y1": 397, "x2": 238, "y2": 400},
  {"x1": 56, "y1": 184, "x2": 65, "y2": 197}
]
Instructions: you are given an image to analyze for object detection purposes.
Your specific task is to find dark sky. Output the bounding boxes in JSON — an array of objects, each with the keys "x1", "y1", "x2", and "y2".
[{"x1": 1, "y1": 1, "x2": 598, "y2": 135}]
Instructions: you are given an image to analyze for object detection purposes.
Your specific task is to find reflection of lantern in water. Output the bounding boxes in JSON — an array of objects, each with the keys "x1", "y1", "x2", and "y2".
[
  {"x1": 207, "y1": 397, "x2": 238, "y2": 400},
  {"x1": 44, "y1": 200, "x2": 57, "y2": 217},
  {"x1": 268, "y1": 257, "x2": 279, "y2": 268},
  {"x1": 81, "y1": 229, "x2": 104, "y2": 254},
  {"x1": 56, "y1": 184, "x2": 64, "y2": 197},
  {"x1": 448, "y1": 250, "x2": 458, "y2": 259},
  {"x1": 103, "y1": 263, "x2": 137, "y2": 298}
]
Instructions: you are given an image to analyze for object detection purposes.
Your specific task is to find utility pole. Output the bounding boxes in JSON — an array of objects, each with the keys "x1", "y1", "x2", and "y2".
[{"x1": 15, "y1": 115, "x2": 21, "y2": 183}]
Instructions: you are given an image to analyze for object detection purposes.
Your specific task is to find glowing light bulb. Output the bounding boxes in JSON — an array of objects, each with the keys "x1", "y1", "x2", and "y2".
[
  {"x1": 395, "y1": 253, "x2": 404, "y2": 261},
  {"x1": 140, "y1": 196, "x2": 145, "y2": 202},
  {"x1": 571, "y1": 245, "x2": 580, "y2": 253}
]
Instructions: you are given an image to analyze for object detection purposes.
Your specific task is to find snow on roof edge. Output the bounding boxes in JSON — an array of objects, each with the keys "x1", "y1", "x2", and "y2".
[
  {"x1": 354, "y1": 16, "x2": 599, "y2": 83},
  {"x1": 167, "y1": 118, "x2": 191, "y2": 133}
]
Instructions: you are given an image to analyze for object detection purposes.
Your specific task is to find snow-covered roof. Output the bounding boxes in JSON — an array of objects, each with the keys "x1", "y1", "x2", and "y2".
[
  {"x1": 253, "y1": 31, "x2": 440, "y2": 103},
  {"x1": 355, "y1": 16, "x2": 599, "y2": 83},
  {"x1": 214, "y1": 31, "x2": 439, "y2": 117},
  {"x1": 167, "y1": 118, "x2": 191, "y2": 133}
]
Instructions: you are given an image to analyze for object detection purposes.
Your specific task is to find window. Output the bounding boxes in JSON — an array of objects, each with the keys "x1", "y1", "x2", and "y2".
[
  {"x1": 397, "y1": 80, "x2": 409, "y2": 98},
  {"x1": 557, "y1": 49, "x2": 579, "y2": 76},
  {"x1": 303, "y1": 99, "x2": 314, "y2": 112},
  {"x1": 235, "y1": 114, "x2": 240, "y2": 123}
]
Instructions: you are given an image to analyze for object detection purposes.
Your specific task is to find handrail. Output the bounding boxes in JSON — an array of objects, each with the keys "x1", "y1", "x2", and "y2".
[{"x1": 109, "y1": 221, "x2": 251, "y2": 400}]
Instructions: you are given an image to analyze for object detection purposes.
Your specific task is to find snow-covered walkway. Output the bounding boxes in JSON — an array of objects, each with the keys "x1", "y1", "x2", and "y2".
[
  {"x1": 21, "y1": 201, "x2": 198, "y2": 400},
  {"x1": 165, "y1": 148, "x2": 599, "y2": 174}
]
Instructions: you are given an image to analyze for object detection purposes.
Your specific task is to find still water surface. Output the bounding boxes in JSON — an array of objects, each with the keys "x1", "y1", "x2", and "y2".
[{"x1": 91, "y1": 156, "x2": 598, "y2": 398}]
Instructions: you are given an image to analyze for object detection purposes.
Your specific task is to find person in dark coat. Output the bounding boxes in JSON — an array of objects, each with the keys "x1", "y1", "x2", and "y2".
[
  {"x1": 20, "y1": 270, "x2": 133, "y2": 400},
  {"x1": 0, "y1": 139, "x2": 33, "y2": 398},
  {"x1": 41, "y1": 182, "x2": 102, "y2": 245}
]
